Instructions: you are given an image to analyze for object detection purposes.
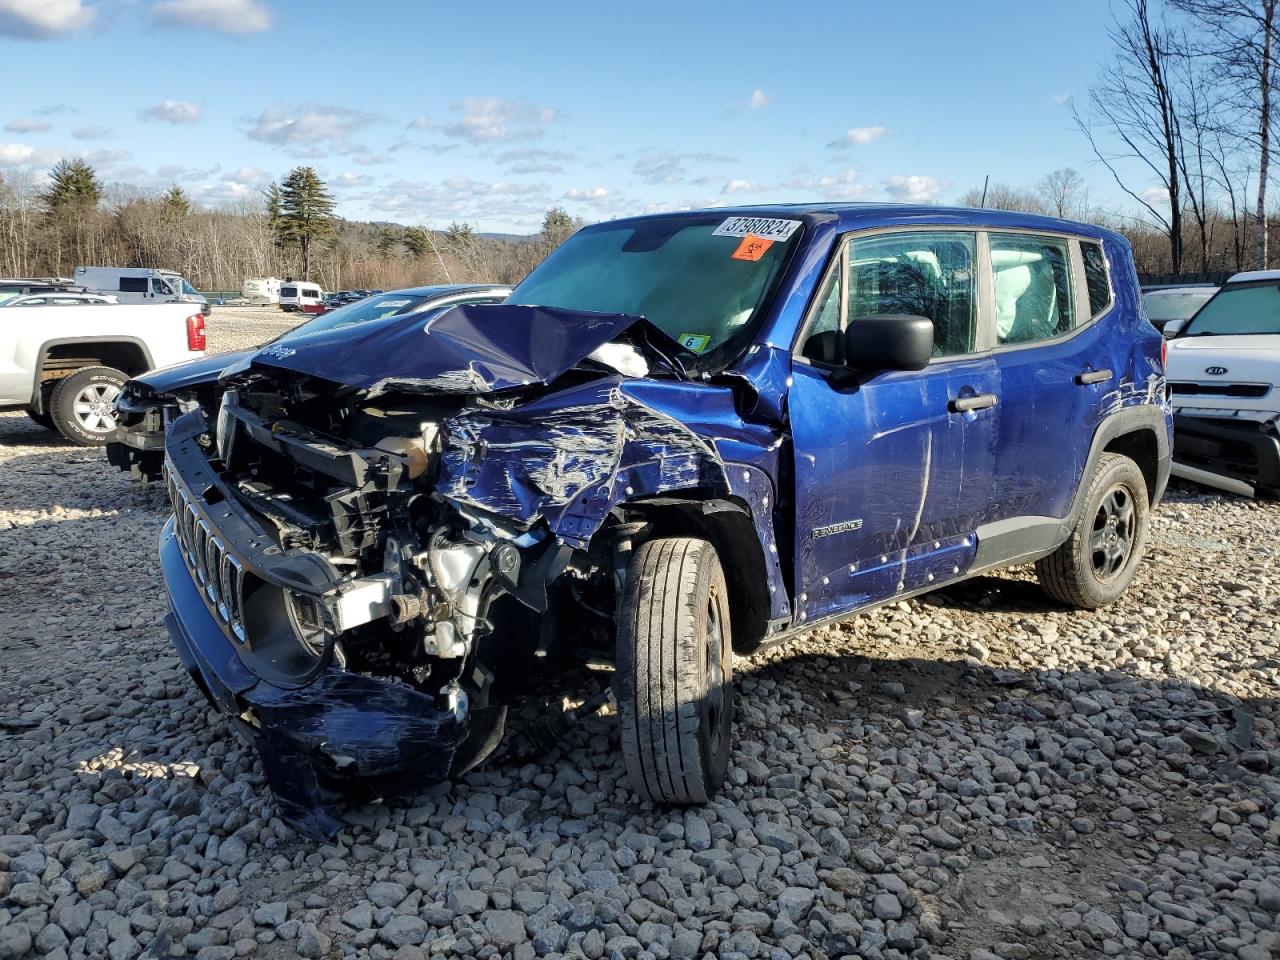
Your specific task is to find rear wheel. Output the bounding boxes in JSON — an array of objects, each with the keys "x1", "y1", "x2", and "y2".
[
  {"x1": 1036, "y1": 452, "x2": 1150, "y2": 608},
  {"x1": 615, "y1": 537, "x2": 733, "y2": 805},
  {"x1": 49, "y1": 366, "x2": 127, "y2": 446}
]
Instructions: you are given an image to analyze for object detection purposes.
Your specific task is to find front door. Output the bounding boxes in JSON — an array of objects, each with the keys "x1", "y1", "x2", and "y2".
[{"x1": 789, "y1": 228, "x2": 998, "y2": 625}]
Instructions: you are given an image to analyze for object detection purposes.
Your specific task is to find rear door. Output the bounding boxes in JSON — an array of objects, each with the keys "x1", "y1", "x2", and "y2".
[
  {"x1": 978, "y1": 233, "x2": 1119, "y2": 548},
  {"x1": 789, "y1": 228, "x2": 999, "y2": 624}
]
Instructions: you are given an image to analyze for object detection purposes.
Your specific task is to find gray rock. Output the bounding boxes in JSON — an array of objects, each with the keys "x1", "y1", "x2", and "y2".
[
  {"x1": 296, "y1": 922, "x2": 330, "y2": 958},
  {"x1": 873, "y1": 893, "x2": 903, "y2": 920},
  {"x1": 378, "y1": 915, "x2": 427, "y2": 949},
  {"x1": 482, "y1": 910, "x2": 527, "y2": 947}
]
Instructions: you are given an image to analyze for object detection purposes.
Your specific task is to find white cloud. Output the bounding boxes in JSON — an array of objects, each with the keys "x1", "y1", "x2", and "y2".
[
  {"x1": 445, "y1": 176, "x2": 545, "y2": 198},
  {"x1": 883, "y1": 175, "x2": 950, "y2": 203},
  {"x1": 828, "y1": 126, "x2": 889, "y2": 149},
  {"x1": 246, "y1": 104, "x2": 377, "y2": 154},
  {"x1": 71, "y1": 125, "x2": 112, "y2": 140},
  {"x1": 0, "y1": 142, "x2": 62, "y2": 168},
  {"x1": 747, "y1": 89, "x2": 774, "y2": 111},
  {"x1": 223, "y1": 165, "x2": 271, "y2": 185},
  {"x1": 151, "y1": 0, "x2": 271, "y2": 33},
  {"x1": 633, "y1": 151, "x2": 736, "y2": 186},
  {"x1": 562, "y1": 186, "x2": 618, "y2": 213},
  {"x1": 4, "y1": 117, "x2": 51, "y2": 133},
  {"x1": 142, "y1": 100, "x2": 202, "y2": 125},
  {"x1": 366, "y1": 177, "x2": 552, "y2": 228},
  {"x1": 785, "y1": 168, "x2": 873, "y2": 201},
  {"x1": 444, "y1": 97, "x2": 558, "y2": 144},
  {"x1": 1052, "y1": 93, "x2": 1070, "y2": 106},
  {"x1": 331, "y1": 172, "x2": 373, "y2": 189},
  {"x1": 1141, "y1": 186, "x2": 1170, "y2": 207},
  {"x1": 408, "y1": 115, "x2": 430, "y2": 130},
  {"x1": 722, "y1": 179, "x2": 760, "y2": 194},
  {"x1": 0, "y1": 0, "x2": 93, "y2": 38}
]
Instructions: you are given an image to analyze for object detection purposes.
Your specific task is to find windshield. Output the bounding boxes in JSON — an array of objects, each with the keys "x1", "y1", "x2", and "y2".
[
  {"x1": 180, "y1": 277, "x2": 199, "y2": 296},
  {"x1": 1143, "y1": 289, "x2": 1215, "y2": 325},
  {"x1": 509, "y1": 213, "x2": 803, "y2": 372},
  {"x1": 277, "y1": 292, "x2": 441, "y2": 341},
  {"x1": 1182, "y1": 282, "x2": 1280, "y2": 336}
]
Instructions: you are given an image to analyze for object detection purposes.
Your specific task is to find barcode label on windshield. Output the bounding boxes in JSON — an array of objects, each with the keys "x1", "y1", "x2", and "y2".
[{"x1": 713, "y1": 216, "x2": 801, "y2": 242}]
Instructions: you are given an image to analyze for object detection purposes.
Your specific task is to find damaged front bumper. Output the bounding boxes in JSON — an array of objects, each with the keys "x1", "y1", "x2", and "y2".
[{"x1": 161, "y1": 522, "x2": 464, "y2": 837}]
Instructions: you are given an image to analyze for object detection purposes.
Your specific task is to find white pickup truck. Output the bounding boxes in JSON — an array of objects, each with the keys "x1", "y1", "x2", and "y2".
[
  {"x1": 1164, "y1": 269, "x2": 1280, "y2": 498},
  {"x1": 0, "y1": 301, "x2": 206, "y2": 444}
]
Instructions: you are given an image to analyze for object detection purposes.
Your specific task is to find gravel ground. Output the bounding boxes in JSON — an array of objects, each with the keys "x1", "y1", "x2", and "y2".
[{"x1": 0, "y1": 313, "x2": 1277, "y2": 960}]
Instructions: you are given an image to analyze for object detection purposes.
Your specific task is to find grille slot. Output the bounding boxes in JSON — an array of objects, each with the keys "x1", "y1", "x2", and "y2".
[
  {"x1": 1169, "y1": 381, "x2": 1271, "y2": 398},
  {"x1": 167, "y1": 465, "x2": 247, "y2": 644}
]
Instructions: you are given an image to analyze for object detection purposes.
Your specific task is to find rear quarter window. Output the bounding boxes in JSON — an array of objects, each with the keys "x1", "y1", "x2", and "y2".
[{"x1": 1081, "y1": 242, "x2": 1112, "y2": 317}]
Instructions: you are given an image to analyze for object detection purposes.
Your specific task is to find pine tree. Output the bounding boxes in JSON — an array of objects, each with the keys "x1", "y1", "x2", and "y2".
[
  {"x1": 275, "y1": 167, "x2": 334, "y2": 279},
  {"x1": 160, "y1": 185, "x2": 191, "y2": 218},
  {"x1": 41, "y1": 158, "x2": 101, "y2": 214},
  {"x1": 443, "y1": 221, "x2": 476, "y2": 252},
  {"x1": 376, "y1": 226, "x2": 400, "y2": 258},
  {"x1": 402, "y1": 227, "x2": 432, "y2": 258},
  {"x1": 540, "y1": 207, "x2": 579, "y2": 249}
]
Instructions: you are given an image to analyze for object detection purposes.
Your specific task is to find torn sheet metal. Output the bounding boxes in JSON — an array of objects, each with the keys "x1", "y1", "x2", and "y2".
[
  {"x1": 436, "y1": 377, "x2": 731, "y2": 546},
  {"x1": 248, "y1": 303, "x2": 661, "y2": 396}
]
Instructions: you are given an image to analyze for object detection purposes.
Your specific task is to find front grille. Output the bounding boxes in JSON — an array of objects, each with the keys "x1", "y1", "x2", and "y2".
[
  {"x1": 167, "y1": 469, "x2": 246, "y2": 642},
  {"x1": 1169, "y1": 381, "x2": 1271, "y2": 398}
]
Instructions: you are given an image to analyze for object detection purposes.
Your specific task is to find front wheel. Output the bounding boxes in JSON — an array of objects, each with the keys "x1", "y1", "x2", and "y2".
[
  {"x1": 49, "y1": 366, "x2": 127, "y2": 446},
  {"x1": 615, "y1": 537, "x2": 733, "y2": 805},
  {"x1": 1036, "y1": 452, "x2": 1150, "y2": 608}
]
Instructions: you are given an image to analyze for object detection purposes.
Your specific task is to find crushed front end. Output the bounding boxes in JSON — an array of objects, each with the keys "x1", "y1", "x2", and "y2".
[{"x1": 156, "y1": 305, "x2": 767, "y2": 835}]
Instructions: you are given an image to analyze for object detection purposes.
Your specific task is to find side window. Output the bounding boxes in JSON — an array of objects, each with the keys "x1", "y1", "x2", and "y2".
[
  {"x1": 152, "y1": 278, "x2": 174, "y2": 295},
  {"x1": 847, "y1": 231, "x2": 977, "y2": 357},
  {"x1": 989, "y1": 233, "x2": 1075, "y2": 344},
  {"x1": 801, "y1": 269, "x2": 843, "y2": 363},
  {"x1": 1081, "y1": 242, "x2": 1112, "y2": 317},
  {"x1": 119, "y1": 277, "x2": 148, "y2": 293}
]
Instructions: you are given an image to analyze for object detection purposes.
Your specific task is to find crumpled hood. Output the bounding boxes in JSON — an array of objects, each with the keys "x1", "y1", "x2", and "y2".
[
  {"x1": 137, "y1": 348, "x2": 255, "y2": 395},
  {"x1": 249, "y1": 303, "x2": 652, "y2": 395}
]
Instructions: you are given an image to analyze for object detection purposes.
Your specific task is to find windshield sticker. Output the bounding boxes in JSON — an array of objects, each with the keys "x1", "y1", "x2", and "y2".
[
  {"x1": 677, "y1": 333, "x2": 712, "y2": 353},
  {"x1": 713, "y1": 216, "x2": 801, "y2": 242},
  {"x1": 731, "y1": 233, "x2": 774, "y2": 262}
]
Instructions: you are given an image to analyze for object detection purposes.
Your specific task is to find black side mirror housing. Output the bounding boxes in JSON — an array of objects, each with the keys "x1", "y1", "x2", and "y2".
[{"x1": 845, "y1": 314, "x2": 934, "y2": 372}]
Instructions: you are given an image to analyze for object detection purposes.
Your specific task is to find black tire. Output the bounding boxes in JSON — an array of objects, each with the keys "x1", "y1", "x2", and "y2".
[
  {"x1": 1036, "y1": 452, "x2": 1150, "y2": 609},
  {"x1": 49, "y1": 366, "x2": 128, "y2": 446},
  {"x1": 25, "y1": 407, "x2": 54, "y2": 430},
  {"x1": 615, "y1": 537, "x2": 733, "y2": 805}
]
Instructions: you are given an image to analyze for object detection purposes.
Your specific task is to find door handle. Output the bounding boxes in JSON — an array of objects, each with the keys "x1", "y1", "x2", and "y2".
[
  {"x1": 1075, "y1": 368, "x2": 1113, "y2": 385},
  {"x1": 949, "y1": 393, "x2": 998, "y2": 413}
]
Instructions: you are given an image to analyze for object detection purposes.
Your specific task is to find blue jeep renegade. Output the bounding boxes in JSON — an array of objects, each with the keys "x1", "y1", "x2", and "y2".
[{"x1": 158, "y1": 205, "x2": 1171, "y2": 833}]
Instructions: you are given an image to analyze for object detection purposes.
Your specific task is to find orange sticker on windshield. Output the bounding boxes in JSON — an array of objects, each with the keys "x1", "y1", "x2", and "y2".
[{"x1": 731, "y1": 233, "x2": 774, "y2": 261}]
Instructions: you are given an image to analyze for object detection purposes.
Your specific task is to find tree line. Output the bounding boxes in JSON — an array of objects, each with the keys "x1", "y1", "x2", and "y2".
[{"x1": 0, "y1": 160, "x2": 582, "y2": 292}]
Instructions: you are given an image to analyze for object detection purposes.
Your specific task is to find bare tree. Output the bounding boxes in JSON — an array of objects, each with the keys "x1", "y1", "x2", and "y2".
[
  {"x1": 1074, "y1": 0, "x2": 1185, "y2": 271},
  {"x1": 1036, "y1": 168, "x2": 1086, "y2": 218},
  {"x1": 1172, "y1": 0, "x2": 1278, "y2": 268},
  {"x1": 957, "y1": 182, "x2": 1046, "y2": 213}
]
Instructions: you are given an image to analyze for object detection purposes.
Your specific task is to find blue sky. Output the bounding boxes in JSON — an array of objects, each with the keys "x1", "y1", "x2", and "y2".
[{"x1": 0, "y1": 0, "x2": 1137, "y2": 232}]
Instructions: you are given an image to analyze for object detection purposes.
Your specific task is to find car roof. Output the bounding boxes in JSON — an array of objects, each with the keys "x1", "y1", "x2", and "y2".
[
  {"x1": 1143, "y1": 285, "x2": 1218, "y2": 294},
  {"x1": 392, "y1": 283, "x2": 512, "y2": 299},
  {"x1": 586, "y1": 203, "x2": 1122, "y2": 243},
  {"x1": 1226, "y1": 269, "x2": 1280, "y2": 283}
]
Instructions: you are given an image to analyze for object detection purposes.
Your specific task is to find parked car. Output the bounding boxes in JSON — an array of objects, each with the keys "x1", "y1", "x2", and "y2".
[
  {"x1": 0, "y1": 302, "x2": 205, "y2": 443},
  {"x1": 0, "y1": 277, "x2": 88, "y2": 305},
  {"x1": 155, "y1": 205, "x2": 1170, "y2": 835},
  {"x1": 2, "y1": 292, "x2": 119, "y2": 306},
  {"x1": 106, "y1": 285, "x2": 512, "y2": 480},
  {"x1": 74, "y1": 266, "x2": 208, "y2": 312},
  {"x1": 1165, "y1": 270, "x2": 1280, "y2": 498},
  {"x1": 278, "y1": 281, "x2": 324, "y2": 312},
  {"x1": 1142, "y1": 284, "x2": 1219, "y2": 333}
]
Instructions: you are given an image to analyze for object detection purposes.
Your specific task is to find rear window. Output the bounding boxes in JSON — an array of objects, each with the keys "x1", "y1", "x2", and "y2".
[
  {"x1": 1081, "y1": 242, "x2": 1112, "y2": 316},
  {"x1": 120, "y1": 277, "x2": 148, "y2": 293},
  {"x1": 280, "y1": 286, "x2": 297, "y2": 298}
]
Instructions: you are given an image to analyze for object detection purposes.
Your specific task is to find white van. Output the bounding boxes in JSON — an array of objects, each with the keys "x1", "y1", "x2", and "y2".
[
  {"x1": 279, "y1": 280, "x2": 324, "y2": 312},
  {"x1": 74, "y1": 267, "x2": 207, "y2": 311},
  {"x1": 242, "y1": 277, "x2": 282, "y2": 304}
]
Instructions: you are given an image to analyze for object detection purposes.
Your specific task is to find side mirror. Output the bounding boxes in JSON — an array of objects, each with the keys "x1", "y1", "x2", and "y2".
[
  {"x1": 1162, "y1": 318, "x2": 1186, "y2": 338},
  {"x1": 845, "y1": 314, "x2": 934, "y2": 372}
]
